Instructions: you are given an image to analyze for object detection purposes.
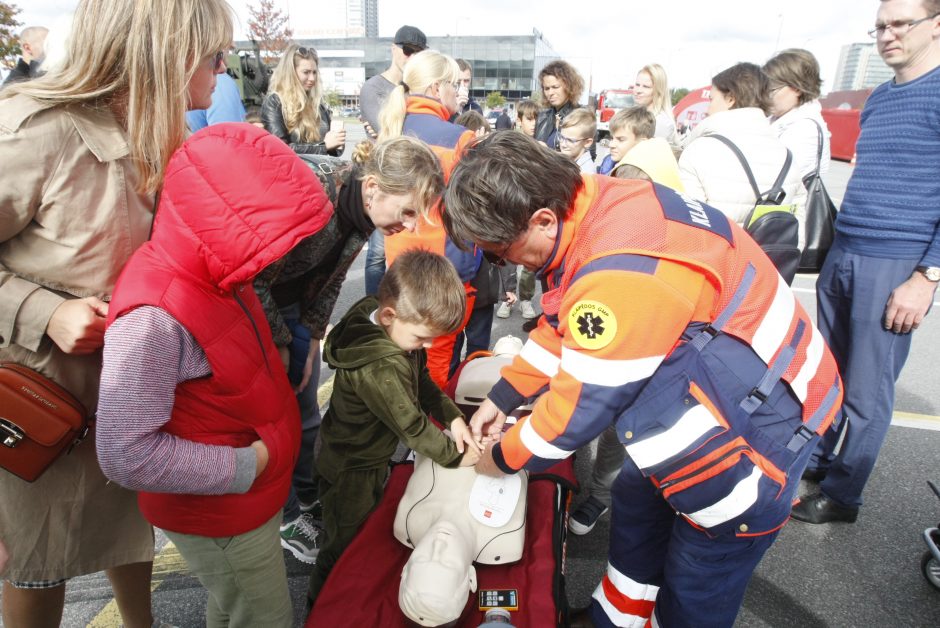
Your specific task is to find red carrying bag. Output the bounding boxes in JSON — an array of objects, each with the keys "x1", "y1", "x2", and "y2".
[{"x1": 0, "y1": 362, "x2": 89, "y2": 482}]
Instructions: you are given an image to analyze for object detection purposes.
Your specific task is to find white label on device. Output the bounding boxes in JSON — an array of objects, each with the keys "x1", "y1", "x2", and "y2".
[{"x1": 468, "y1": 472, "x2": 522, "y2": 527}]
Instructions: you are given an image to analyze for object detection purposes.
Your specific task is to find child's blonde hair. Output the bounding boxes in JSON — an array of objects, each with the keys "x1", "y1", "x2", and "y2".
[
  {"x1": 378, "y1": 250, "x2": 466, "y2": 334},
  {"x1": 560, "y1": 107, "x2": 596, "y2": 138},
  {"x1": 609, "y1": 106, "x2": 655, "y2": 140}
]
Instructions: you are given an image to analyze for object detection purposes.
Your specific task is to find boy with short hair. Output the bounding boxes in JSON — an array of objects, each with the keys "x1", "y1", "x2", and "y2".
[
  {"x1": 308, "y1": 250, "x2": 480, "y2": 604},
  {"x1": 597, "y1": 105, "x2": 656, "y2": 175},
  {"x1": 516, "y1": 99, "x2": 539, "y2": 137},
  {"x1": 558, "y1": 107, "x2": 597, "y2": 173}
]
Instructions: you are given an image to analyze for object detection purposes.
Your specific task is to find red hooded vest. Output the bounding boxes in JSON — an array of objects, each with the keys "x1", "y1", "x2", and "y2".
[{"x1": 107, "y1": 124, "x2": 333, "y2": 536}]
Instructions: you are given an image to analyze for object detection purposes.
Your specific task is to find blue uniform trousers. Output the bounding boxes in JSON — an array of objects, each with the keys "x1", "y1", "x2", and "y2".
[
  {"x1": 812, "y1": 242, "x2": 917, "y2": 508},
  {"x1": 590, "y1": 331, "x2": 817, "y2": 628}
]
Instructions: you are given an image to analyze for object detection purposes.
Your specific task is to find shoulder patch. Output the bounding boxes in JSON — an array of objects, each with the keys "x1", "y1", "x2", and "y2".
[
  {"x1": 652, "y1": 184, "x2": 734, "y2": 245},
  {"x1": 568, "y1": 300, "x2": 618, "y2": 350}
]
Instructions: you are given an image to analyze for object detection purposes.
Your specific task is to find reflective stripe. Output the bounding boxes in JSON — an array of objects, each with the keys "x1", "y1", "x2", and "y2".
[
  {"x1": 685, "y1": 465, "x2": 762, "y2": 528},
  {"x1": 605, "y1": 563, "x2": 659, "y2": 602},
  {"x1": 518, "y1": 416, "x2": 572, "y2": 460},
  {"x1": 789, "y1": 324, "x2": 824, "y2": 403},
  {"x1": 650, "y1": 610, "x2": 661, "y2": 628},
  {"x1": 519, "y1": 339, "x2": 560, "y2": 377},
  {"x1": 626, "y1": 404, "x2": 722, "y2": 471},
  {"x1": 592, "y1": 566, "x2": 658, "y2": 628},
  {"x1": 751, "y1": 274, "x2": 794, "y2": 365},
  {"x1": 561, "y1": 346, "x2": 664, "y2": 388}
]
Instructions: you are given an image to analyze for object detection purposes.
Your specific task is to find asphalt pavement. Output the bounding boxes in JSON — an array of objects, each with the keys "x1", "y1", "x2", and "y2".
[{"x1": 7, "y1": 133, "x2": 940, "y2": 627}]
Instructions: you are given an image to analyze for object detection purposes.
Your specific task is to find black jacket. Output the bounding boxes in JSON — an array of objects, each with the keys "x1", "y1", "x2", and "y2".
[
  {"x1": 535, "y1": 101, "x2": 596, "y2": 159},
  {"x1": 261, "y1": 92, "x2": 340, "y2": 155},
  {"x1": 1, "y1": 58, "x2": 41, "y2": 87}
]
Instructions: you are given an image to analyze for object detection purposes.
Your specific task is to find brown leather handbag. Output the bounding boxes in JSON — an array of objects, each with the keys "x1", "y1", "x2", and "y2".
[{"x1": 0, "y1": 362, "x2": 89, "y2": 482}]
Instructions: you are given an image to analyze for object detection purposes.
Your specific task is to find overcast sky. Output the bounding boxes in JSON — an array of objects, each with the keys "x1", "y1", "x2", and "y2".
[{"x1": 17, "y1": 0, "x2": 879, "y2": 93}]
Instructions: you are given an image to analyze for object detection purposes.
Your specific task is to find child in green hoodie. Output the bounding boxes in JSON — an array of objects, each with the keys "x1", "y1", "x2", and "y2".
[{"x1": 308, "y1": 250, "x2": 481, "y2": 604}]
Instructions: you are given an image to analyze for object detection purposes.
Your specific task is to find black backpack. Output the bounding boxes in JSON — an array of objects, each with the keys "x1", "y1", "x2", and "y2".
[{"x1": 710, "y1": 134, "x2": 799, "y2": 285}]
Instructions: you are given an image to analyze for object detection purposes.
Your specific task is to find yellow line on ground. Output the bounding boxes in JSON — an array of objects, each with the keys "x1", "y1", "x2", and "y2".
[
  {"x1": 893, "y1": 410, "x2": 940, "y2": 431},
  {"x1": 87, "y1": 543, "x2": 188, "y2": 627}
]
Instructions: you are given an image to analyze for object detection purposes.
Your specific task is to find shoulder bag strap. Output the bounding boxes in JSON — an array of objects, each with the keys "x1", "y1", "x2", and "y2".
[
  {"x1": 709, "y1": 134, "x2": 761, "y2": 201},
  {"x1": 809, "y1": 119, "x2": 824, "y2": 177}
]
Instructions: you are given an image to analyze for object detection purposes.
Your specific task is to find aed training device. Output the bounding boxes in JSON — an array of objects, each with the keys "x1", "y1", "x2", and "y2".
[{"x1": 478, "y1": 589, "x2": 519, "y2": 611}]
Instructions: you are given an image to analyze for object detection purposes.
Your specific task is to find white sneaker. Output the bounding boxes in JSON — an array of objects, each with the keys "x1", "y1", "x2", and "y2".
[
  {"x1": 279, "y1": 512, "x2": 322, "y2": 564},
  {"x1": 520, "y1": 300, "x2": 538, "y2": 319},
  {"x1": 496, "y1": 301, "x2": 512, "y2": 318}
]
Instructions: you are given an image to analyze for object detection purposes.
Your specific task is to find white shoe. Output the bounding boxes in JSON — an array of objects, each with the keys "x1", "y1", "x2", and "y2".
[
  {"x1": 496, "y1": 301, "x2": 512, "y2": 318},
  {"x1": 520, "y1": 300, "x2": 538, "y2": 319}
]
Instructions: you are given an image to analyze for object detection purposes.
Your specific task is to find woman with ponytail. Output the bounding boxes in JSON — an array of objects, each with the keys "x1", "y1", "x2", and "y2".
[
  {"x1": 262, "y1": 44, "x2": 346, "y2": 155},
  {"x1": 376, "y1": 49, "x2": 481, "y2": 387}
]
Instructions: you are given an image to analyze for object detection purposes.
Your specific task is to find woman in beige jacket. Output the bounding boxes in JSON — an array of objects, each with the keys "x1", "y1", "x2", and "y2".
[{"x1": 0, "y1": 1, "x2": 234, "y2": 626}]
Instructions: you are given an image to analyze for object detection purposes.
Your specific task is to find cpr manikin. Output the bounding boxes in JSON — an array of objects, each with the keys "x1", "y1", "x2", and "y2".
[{"x1": 394, "y1": 452, "x2": 528, "y2": 626}]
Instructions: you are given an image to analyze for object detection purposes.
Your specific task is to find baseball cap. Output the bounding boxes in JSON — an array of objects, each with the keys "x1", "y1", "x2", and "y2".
[{"x1": 394, "y1": 25, "x2": 427, "y2": 51}]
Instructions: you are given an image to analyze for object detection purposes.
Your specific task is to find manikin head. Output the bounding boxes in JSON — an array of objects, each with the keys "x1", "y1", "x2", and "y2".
[{"x1": 399, "y1": 520, "x2": 477, "y2": 627}]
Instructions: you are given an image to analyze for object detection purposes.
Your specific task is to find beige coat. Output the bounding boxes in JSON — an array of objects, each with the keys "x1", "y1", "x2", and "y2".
[{"x1": 0, "y1": 94, "x2": 155, "y2": 580}]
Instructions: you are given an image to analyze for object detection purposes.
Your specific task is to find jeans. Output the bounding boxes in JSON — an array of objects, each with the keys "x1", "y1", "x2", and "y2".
[
  {"x1": 364, "y1": 230, "x2": 386, "y2": 296},
  {"x1": 279, "y1": 303, "x2": 322, "y2": 523}
]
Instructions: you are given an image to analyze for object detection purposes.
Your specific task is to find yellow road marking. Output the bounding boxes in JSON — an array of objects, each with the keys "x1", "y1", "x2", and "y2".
[{"x1": 87, "y1": 543, "x2": 188, "y2": 627}]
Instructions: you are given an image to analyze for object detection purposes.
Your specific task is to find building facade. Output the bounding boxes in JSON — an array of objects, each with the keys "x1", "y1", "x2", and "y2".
[
  {"x1": 832, "y1": 43, "x2": 893, "y2": 91},
  {"x1": 238, "y1": 31, "x2": 559, "y2": 108}
]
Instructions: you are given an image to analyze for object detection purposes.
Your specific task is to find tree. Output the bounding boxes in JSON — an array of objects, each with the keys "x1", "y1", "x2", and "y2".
[
  {"x1": 671, "y1": 87, "x2": 690, "y2": 107},
  {"x1": 0, "y1": 1, "x2": 22, "y2": 70},
  {"x1": 323, "y1": 89, "x2": 341, "y2": 110},
  {"x1": 485, "y1": 91, "x2": 506, "y2": 110},
  {"x1": 247, "y1": 0, "x2": 292, "y2": 62}
]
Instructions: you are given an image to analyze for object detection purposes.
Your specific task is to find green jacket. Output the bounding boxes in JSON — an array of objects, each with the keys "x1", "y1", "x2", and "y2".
[{"x1": 317, "y1": 296, "x2": 464, "y2": 479}]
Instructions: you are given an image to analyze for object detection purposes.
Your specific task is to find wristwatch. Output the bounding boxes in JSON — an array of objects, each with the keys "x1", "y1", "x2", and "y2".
[{"x1": 915, "y1": 266, "x2": 940, "y2": 282}]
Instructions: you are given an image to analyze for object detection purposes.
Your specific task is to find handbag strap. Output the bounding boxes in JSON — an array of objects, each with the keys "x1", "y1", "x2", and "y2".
[
  {"x1": 809, "y1": 119, "x2": 824, "y2": 176},
  {"x1": 710, "y1": 134, "x2": 792, "y2": 205}
]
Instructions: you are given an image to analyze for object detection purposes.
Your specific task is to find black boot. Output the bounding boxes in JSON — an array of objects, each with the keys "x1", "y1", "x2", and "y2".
[{"x1": 791, "y1": 492, "x2": 858, "y2": 524}]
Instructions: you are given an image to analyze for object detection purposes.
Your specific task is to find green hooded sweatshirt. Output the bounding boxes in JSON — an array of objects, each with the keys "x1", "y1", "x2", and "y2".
[{"x1": 316, "y1": 296, "x2": 464, "y2": 481}]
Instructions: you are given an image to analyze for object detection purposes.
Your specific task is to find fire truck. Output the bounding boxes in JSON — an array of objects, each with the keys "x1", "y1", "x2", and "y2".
[{"x1": 594, "y1": 88, "x2": 635, "y2": 141}]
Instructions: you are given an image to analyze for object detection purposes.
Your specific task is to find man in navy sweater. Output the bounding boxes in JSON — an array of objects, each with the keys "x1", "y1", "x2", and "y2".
[{"x1": 793, "y1": 0, "x2": 940, "y2": 524}]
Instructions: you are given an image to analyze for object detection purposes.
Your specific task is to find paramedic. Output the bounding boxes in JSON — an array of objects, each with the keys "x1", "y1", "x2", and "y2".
[{"x1": 441, "y1": 131, "x2": 844, "y2": 628}]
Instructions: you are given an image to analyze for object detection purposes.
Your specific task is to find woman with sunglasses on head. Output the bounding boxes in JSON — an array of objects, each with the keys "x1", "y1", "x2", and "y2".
[
  {"x1": 376, "y1": 49, "x2": 481, "y2": 388},
  {"x1": 763, "y1": 49, "x2": 831, "y2": 250},
  {"x1": 262, "y1": 44, "x2": 346, "y2": 156},
  {"x1": 0, "y1": 1, "x2": 233, "y2": 626}
]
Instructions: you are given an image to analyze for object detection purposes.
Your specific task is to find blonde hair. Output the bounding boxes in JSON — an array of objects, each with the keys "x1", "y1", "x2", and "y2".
[
  {"x1": 638, "y1": 64, "x2": 672, "y2": 116},
  {"x1": 2, "y1": 0, "x2": 234, "y2": 195},
  {"x1": 268, "y1": 44, "x2": 324, "y2": 143},
  {"x1": 560, "y1": 107, "x2": 596, "y2": 137},
  {"x1": 378, "y1": 250, "x2": 466, "y2": 334},
  {"x1": 353, "y1": 136, "x2": 444, "y2": 221},
  {"x1": 377, "y1": 49, "x2": 460, "y2": 143},
  {"x1": 609, "y1": 106, "x2": 656, "y2": 139}
]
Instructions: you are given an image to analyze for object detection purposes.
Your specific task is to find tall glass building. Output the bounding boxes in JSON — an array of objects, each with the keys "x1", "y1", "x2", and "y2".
[{"x1": 238, "y1": 30, "x2": 560, "y2": 107}]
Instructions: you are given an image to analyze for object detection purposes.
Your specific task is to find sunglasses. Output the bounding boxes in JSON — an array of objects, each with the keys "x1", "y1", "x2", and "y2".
[
  {"x1": 208, "y1": 50, "x2": 225, "y2": 71},
  {"x1": 401, "y1": 44, "x2": 424, "y2": 57}
]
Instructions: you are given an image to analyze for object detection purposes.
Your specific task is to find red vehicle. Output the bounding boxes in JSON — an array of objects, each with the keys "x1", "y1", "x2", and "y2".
[{"x1": 595, "y1": 88, "x2": 634, "y2": 141}]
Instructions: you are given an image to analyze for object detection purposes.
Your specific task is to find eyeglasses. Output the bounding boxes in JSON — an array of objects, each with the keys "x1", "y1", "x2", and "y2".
[
  {"x1": 401, "y1": 44, "x2": 423, "y2": 57},
  {"x1": 558, "y1": 133, "x2": 590, "y2": 146},
  {"x1": 482, "y1": 241, "x2": 512, "y2": 267},
  {"x1": 868, "y1": 12, "x2": 939, "y2": 38}
]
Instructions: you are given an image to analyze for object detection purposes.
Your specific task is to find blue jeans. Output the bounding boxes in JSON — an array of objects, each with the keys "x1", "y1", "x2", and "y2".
[
  {"x1": 279, "y1": 304, "x2": 322, "y2": 523},
  {"x1": 364, "y1": 230, "x2": 386, "y2": 296},
  {"x1": 813, "y1": 242, "x2": 917, "y2": 508}
]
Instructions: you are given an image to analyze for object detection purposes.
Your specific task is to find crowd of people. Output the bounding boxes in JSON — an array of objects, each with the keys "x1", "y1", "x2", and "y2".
[{"x1": 1, "y1": 0, "x2": 938, "y2": 626}]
